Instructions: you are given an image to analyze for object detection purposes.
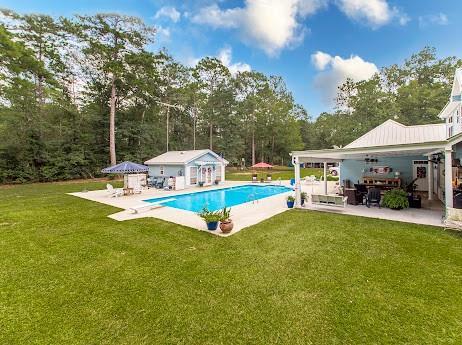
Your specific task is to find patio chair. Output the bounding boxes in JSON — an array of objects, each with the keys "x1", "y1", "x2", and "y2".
[
  {"x1": 354, "y1": 184, "x2": 368, "y2": 204},
  {"x1": 146, "y1": 177, "x2": 156, "y2": 188},
  {"x1": 366, "y1": 188, "x2": 381, "y2": 208},
  {"x1": 155, "y1": 177, "x2": 165, "y2": 189},
  {"x1": 106, "y1": 183, "x2": 123, "y2": 197},
  {"x1": 304, "y1": 175, "x2": 316, "y2": 185}
]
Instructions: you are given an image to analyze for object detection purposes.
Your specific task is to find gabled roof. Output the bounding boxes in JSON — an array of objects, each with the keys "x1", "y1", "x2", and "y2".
[
  {"x1": 440, "y1": 68, "x2": 462, "y2": 119},
  {"x1": 344, "y1": 119, "x2": 446, "y2": 149},
  {"x1": 453, "y1": 68, "x2": 462, "y2": 95},
  {"x1": 144, "y1": 149, "x2": 228, "y2": 165}
]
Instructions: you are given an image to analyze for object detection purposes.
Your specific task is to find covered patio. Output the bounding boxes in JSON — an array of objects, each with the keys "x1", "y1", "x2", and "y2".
[{"x1": 290, "y1": 139, "x2": 452, "y2": 226}]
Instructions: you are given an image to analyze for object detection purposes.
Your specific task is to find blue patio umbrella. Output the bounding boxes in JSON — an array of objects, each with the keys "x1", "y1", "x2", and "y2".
[
  {"x1": 102, "y1": 161, "x2": 149, "y2": 189},
  {"x1": 101, "y1": 161, "x2": 148, "y2": 174}
]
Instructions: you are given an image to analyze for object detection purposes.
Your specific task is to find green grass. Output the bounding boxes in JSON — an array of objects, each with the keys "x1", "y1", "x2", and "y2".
[
  {"x1": 226, "y1": 166, "x2": 334, "y2": 181},
  {"x1": 1, "y1": 181, "x2": 462, "y2": 344}
]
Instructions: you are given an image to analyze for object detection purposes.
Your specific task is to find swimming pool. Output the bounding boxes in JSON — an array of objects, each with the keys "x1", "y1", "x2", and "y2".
[{"x1": 143, "y1": 185, "x2": 293, "y2": 212}]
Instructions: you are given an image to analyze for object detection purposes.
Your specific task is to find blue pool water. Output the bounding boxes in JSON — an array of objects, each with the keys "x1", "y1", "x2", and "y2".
[{"x1": 143, "y1": 185, "x2": 293, "y2": 212}]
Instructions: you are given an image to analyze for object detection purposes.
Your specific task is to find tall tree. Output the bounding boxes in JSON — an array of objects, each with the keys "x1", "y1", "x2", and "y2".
[
  {"x1": 69, "y1": 14, "x2": 156, "y2": 165},
  {"x1": 193, "y1": 58, "x2": 231, "y2": 150}
]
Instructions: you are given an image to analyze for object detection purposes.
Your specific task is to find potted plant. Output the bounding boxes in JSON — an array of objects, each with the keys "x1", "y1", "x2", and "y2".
[
  {"x1": 214, "y1": 179, "x2": 220, "y2": 185},
  {"x1": 198, "y1": 207, "x2": 221, "y2": 230},
  {"x1": 287, "y1": 195, "x2": 295, "y2": 208},
  {"x1": 301, "y1": 192, "x2": 308, "y2": 206},
  {"x1": 219, "y1": 207, "x2": 234, "y2": 234},
  {"x1": 198, "y1": 181, "x2": 204, "y2": 187},
  {"x1": 382, "y1": 189, "x2": 409, "y2": 210}
]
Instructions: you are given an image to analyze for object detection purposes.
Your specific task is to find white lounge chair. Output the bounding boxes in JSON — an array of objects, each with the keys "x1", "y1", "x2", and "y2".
[
  {"x1": 304, "y1": 175, "x2": 319, "y2": 185},
  {"x1": 107, "y1": 183, "x2": 123, "y2": 197},
  {"x1": 133, "y1": 186, "x2": 142, "y2": 194}
]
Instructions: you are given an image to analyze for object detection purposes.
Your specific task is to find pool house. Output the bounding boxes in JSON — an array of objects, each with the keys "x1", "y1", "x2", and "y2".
[{"x1": 144, "y1": 149, "x2": 229, "y2": 189}]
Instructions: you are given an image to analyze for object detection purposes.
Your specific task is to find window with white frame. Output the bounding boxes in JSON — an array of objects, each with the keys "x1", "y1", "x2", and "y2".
[{"x1": 190, "y1": 166, "x2": 198, "y2": 184}]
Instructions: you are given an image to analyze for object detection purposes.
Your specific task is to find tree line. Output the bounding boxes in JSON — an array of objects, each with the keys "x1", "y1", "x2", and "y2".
[
  {"x1": 0, "y1": 9, "x2": 460, "y2": 183},
  {"x1": 0, "y1": 10, "x2": 307, "y2": 183}
]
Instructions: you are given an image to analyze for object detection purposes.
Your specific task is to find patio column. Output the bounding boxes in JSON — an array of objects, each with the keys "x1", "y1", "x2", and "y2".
[
  {"x1": 323, "y1": 162, "x2": 328, "y2": 195},
  {"x1": 445, "y1": 147, "x2": 453, "y2": 208},
  {"x1": 427, "y1": 155, "x2": 433, "y2": 201},
  {"x1": 293, "y1": 155, "x2": 301, "y2": 207}
]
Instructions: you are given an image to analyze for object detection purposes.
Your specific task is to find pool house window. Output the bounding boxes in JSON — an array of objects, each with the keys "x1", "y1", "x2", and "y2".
[{"x1": 190, "y1": 166, "x2": 198, "y2": 184}]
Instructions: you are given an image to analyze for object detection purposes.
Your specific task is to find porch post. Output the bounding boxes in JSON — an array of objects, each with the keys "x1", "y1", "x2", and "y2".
[
  {"x1": 445, "y1": 147, "x2": 453, "y2": 208},
  {"x1": 293, "y1": 156, "x2": 301, "y2": 207},
  {"x1": 323, "y1": 162, "x2": 328, "y2": 195},
  {"x1": 427, "y1": 155, "x2": 433, "y2": 201}
]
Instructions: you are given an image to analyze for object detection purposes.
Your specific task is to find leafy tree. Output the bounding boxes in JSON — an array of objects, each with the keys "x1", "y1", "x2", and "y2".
[{"x1": 69, "y1": 14, "x2": 156, "y2": 165}]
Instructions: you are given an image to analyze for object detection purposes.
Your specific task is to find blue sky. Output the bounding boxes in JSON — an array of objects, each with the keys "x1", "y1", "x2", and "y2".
[{"x1": 1, "y1": 0, "x2": 461, "y2": 118}]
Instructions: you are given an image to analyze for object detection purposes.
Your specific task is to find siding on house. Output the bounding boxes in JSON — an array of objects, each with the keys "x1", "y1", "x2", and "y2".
[{"x1": 148, "y1": 165, "x2": 184, "y2": 177}]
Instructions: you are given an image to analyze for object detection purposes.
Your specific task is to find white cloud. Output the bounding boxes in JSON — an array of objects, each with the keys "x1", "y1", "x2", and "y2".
[
  {"x1": 311, "y1": 51, "x2": 332, "y2": 70},
  {"x1": 418, "y1": 13, "x2": 449, "y2": 28},
  {"x1": 297, "y1": 0, "x2": 329, "y2": 16},
  {"x1": 217, "y1": 47, "x2": 251, "y2": 75},
  {"x1": 192, "y1": 0, "x2": 325, "y2": 56},
  {"x1": 191, "y1": 0, "x2": 408, "y2": 55},
  {"x1": 336, "y1": 0, "x2": 408, "y2": 28},
  {"x1": 311, "y1": 51, "x2": 378, "y2": 104},
  {"x1": 191, "y1": 4, "x2": 241, "y2": 28},
  {"x1": 156, "y1": 25, "x2": 171, "y2": 40},
  {"x1": 155, "y1": 6, "x2": 181, "y2": 23}
]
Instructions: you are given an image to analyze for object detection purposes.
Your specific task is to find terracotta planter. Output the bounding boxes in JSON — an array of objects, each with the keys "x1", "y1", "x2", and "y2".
[{"x1": 220, "y1": 220, "x2": 234, "y2": 233}]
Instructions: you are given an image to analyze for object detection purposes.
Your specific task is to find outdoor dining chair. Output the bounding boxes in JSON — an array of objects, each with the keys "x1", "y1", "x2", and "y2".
[{"x1": 366, "y1": 188, "x2": 381, "y2": 208}]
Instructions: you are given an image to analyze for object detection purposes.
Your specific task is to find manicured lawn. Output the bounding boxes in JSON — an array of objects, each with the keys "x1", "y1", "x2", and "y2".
[
  {"x1": 226, "y1": 166, "x2": 327, "y2": 181},
  {"x1": 1, "y1": 181, "x2": 462, "y2": 344}
]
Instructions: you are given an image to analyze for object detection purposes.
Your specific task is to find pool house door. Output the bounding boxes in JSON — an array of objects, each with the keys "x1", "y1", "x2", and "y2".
[{"x1": 200, "y1": 166, "x2": 213, "y2": 185}]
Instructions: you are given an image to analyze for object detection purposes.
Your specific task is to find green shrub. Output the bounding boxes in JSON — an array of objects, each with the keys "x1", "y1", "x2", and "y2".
[
  {"x1": 198, "y1": 207, "x2": 222, "y2": 222},
  {"x1": 219, "y1": 207, "x2": 232, "y2": 221},
  {"x1": 382, "y1": 189, "x2": 409, "y2": 210}
]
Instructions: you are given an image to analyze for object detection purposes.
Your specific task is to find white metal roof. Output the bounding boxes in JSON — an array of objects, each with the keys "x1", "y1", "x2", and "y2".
[
  {"x1": 144, "y1": 150, "x2": 228, "y2": 165},
  {"x1": 439, "y1": 101, "x2": 460, "y2": 119},
  {"x1": 344, "y1": 120, "x2": 446, "y2": 149}
]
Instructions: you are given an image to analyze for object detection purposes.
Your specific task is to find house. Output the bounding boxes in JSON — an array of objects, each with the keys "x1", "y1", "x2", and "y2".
[
  {"x1": 291, "y1": 68, "x2": 462, "y2": 211},
  {"x1": 144, "y1": 149, "x2": 229, "y2": 188}
]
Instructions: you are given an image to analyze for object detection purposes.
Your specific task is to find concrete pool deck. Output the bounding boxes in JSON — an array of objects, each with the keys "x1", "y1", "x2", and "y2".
[{"x1": 70, "y1": 181, "x2": 338, "y2": 237}]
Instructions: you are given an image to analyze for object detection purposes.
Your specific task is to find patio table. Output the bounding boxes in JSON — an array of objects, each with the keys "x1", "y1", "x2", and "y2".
[{"x1": 123, "y1": 187, "x2": 134, "y2": 196}]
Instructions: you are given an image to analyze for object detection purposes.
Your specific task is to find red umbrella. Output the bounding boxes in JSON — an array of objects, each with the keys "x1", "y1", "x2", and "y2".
[{"x1": 251, "y1": 162, "x2": 273, "y2": 169}]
